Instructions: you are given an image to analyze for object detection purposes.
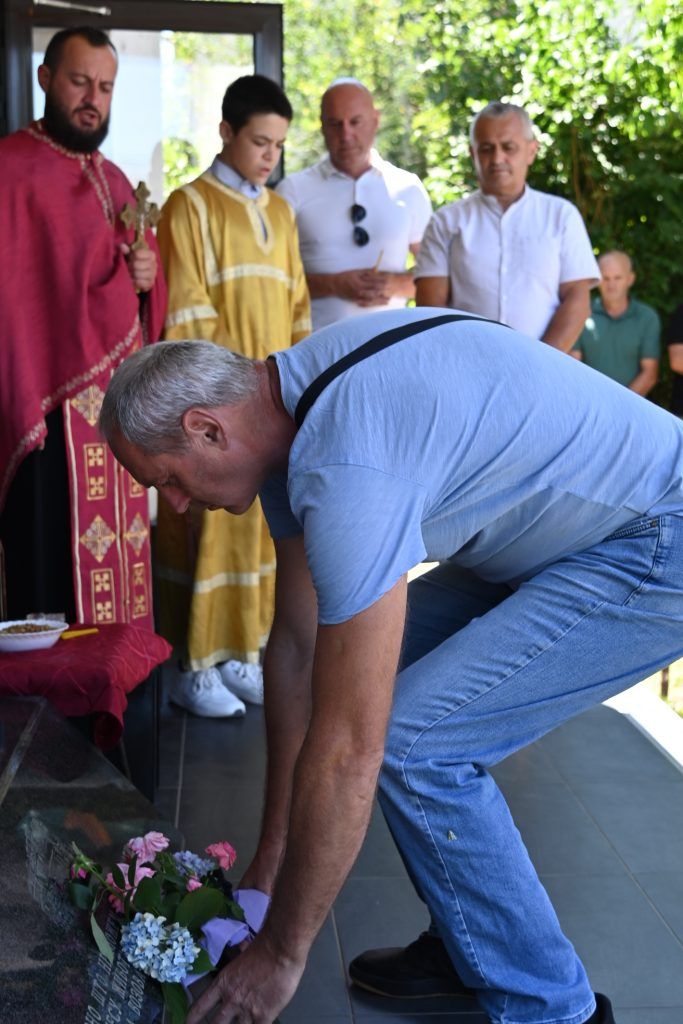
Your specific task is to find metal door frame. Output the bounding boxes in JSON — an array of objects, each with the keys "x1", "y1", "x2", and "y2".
[{"x1": 1, "y1": 0, "x2": 283, "y2": 135}]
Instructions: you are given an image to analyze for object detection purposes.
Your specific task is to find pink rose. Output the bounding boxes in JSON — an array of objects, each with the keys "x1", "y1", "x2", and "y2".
[
  {"x1": 186, "y1": 876, "x2": 202, "y2": 892},
  {"x1": 123, "y1": 830, "x2": 169, "y2": 864},
  {"x1": 205, "y1": 841, "x2": 237, "y2": 871},
  {"x1": 106, "y1": 862, "x2": 155, "y2": 913}
]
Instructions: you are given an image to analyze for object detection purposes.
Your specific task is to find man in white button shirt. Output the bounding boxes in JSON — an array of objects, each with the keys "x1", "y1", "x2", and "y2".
[
  {"x1": 415, "y1": 102, "x2": 599, "y2": 350},
  {"x1": 277, "y1": 79, "x2": 432, "y2": 330}
]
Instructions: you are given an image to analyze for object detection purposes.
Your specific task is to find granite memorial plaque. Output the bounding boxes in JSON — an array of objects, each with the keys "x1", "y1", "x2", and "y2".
[{"x1": 0, "y1": 696, "x2": 182, "y2": 1023}]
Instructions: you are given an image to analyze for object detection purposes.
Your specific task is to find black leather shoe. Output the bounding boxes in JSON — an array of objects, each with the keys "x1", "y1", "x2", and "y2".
[
  {"x1": 348, "y1": 932, "x2": 475, "y2": 999},
  {"x1": 586, "y1": 993, "x2": 617, "y2": 1023}
]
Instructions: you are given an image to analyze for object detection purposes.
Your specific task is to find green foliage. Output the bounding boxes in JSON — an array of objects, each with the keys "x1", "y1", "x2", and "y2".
[
  {"x1": 162, "y1": 982, "x2": 189, "y2": 1024},
  {"x1": 163, "y1": 136, "x2": 201, "y2": 193},
  {"x1": 134, "y1": 874, "x2": 165, "y2": 916},
  {"x1": 68, "y1": 879, "x2": 95, "y2": 910},
  {"x1": 174, "y1": 886, "x2": 228, "y2": 930},
  {"x1": 90, "y1": 910, "x2": 114, "y2": 964},
  {"x1": 191, "y1": 948, "x2": 214, "y2": 975},
  {"x1": 282, "y1": 0, "x2": 683, "y2": 403}
]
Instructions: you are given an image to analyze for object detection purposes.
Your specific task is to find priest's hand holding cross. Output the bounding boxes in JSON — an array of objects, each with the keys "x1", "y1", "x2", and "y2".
[{"x1": 120, "y1": 180, "x2": 161, "y2": 293}]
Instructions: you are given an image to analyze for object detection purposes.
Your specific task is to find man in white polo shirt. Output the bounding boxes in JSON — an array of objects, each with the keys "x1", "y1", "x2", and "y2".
[
  {"x1": 277, "y1": 79, "x2": 432, "y2": 330},
  {"x1": 415, "y1": 101, "x2": 599, "y2": 350}
]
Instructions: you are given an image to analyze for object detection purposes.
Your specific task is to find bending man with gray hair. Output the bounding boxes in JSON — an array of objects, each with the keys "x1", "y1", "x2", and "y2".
[
  {"x1": 416, "y1": 101, "x2": 599, "y2": 350},
  {"x1": 95, "y1": 304, "x2": 683, "y2": 1023}
]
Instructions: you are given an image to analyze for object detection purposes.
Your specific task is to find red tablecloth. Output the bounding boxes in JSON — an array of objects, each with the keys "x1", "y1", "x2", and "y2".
[{"x1": 0, "y1": 623, "x2": 171, "y2": 748}]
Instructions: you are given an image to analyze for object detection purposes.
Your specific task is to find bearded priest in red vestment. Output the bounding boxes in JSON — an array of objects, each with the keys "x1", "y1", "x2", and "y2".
[{"x1": 0, "y1": 26, "x2": 167, "y2": 628}]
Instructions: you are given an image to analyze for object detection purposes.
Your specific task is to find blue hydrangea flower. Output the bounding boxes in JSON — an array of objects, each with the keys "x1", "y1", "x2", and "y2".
[
  {"x1": 173, "y1": 850, "x2": 215, "y2": 878},
  {"x1": 121, "y1": 912, "x2": 199, "y2": 983}
]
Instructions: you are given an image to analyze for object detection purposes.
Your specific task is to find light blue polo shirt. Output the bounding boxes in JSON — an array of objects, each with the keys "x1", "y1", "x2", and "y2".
[{"x1": 260, "y1": 308, "x2": 683, "y2": 624}]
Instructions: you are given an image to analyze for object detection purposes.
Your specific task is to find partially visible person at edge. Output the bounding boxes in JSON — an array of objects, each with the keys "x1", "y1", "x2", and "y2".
[
  {"x1": 276, "y1": 78, "x2": 432, "y2": 330},
  {"x1": 154, "y1": 74, "x2": 311, "y2": 718},
  {"x1": 0, "y1": 25, "x2": 166, "y2": 628},
  {"x1": 666, "y1": 302, "x2": 683, "y2": 417},
  {"x1": 99, "y1": 307, "x2": 683, "y2": 1024},
  {"x1": 415, "y1": 101, "x2": 599, "y2": 350},
  {"x1": 572, "y1": 250, "x2": 660, "y2": 396}
]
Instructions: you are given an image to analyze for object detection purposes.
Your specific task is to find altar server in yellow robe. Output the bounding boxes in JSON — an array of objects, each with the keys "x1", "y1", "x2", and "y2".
[{"x1": 156, "y1": 75, "x2": 311, "y2": 716}]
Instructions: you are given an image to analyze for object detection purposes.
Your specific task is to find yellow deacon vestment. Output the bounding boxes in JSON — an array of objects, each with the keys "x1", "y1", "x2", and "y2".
[{"x1": 155, "y1": 171, "x2": 311, "y2": 668}]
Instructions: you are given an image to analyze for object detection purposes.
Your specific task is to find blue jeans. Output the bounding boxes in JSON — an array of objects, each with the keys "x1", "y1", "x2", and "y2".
[{"x1": 378, "y1": 513, "x2": 683, "y2": 1024}]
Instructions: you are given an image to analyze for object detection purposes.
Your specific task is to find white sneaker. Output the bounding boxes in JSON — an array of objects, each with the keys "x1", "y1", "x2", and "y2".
[
  {"x1": 219, "y1": 660, "x2": 264, "y2": 705},
  {"x1": 168, "y1": 666, "x2": 246, "y2": 718}
]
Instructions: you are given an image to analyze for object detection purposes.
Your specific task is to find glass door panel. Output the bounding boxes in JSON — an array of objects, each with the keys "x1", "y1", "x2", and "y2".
[{"x1": 32, "y1": 27, "x2": 254, "y2": 205}]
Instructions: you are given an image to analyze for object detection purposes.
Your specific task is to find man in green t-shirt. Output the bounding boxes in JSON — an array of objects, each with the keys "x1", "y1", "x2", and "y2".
[{"x1": 572, "y1": 250, "x2": 660, "y2": 395}]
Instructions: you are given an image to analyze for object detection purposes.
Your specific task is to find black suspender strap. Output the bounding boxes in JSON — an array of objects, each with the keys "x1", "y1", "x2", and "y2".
[{"x1": 294, "y1": 313, "x2": 505, "y2": 428}]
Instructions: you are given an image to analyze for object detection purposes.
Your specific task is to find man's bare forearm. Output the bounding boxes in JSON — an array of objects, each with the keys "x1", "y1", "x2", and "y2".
[
  {"x1": 186, "y1": 579, "x2": 407, "y2": 1024},
  {"x1": 240, "y1": 535, "x2": 318, "y2": 893},
  {"x1": 306, "y1": 272, "x2": 339, "y2": 299},
  {"x1": 257, "y1": 579, "x2": 407, "y2": 960},
  {"x1": 260, "y1": 728, "x2": 383, "y2": 959},
  {"x1": 306, "y1": 269, "x2": 413, "y2": 304},
  {"x1": 252, "y1": 630, "x2": 314, "y2": 887},
  {"x1": 542, "y1": 281, "x2": 591, "y2": 352},
  {"x1": 628, "y1": 363, "x2": 658, "y2": 397}
]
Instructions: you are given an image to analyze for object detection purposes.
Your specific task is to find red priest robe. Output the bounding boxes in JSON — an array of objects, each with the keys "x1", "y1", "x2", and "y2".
[{"x1": 0, "y1": 122, "x2": 167, "y2": 628}]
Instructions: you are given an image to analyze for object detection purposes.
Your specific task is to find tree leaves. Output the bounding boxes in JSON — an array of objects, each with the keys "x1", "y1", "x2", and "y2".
[{"x1": 280, "y1": 0, "x2": 682, "y2": 401}]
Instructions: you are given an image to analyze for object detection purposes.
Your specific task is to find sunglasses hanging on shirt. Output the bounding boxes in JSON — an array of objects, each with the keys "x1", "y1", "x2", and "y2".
[{"x1": 351, "y1": 203, "x2": 370, "y2": 246}]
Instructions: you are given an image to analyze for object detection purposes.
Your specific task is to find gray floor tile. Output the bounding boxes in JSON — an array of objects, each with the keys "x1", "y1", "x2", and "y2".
[
  {"x1": 542, "y1": 871, "x2": 683, "y2": 1005},
  {"x1": 160, "y1": 681, "x2": 683, "y2": 1021},
  {"x1": 614, "y1": 1010, "x2": 683, "y2": 1024},
  {"x1": 157, "y1": 713, "x2": 184, "y2": 788},
  {"x1": 499, "y1": 780, "x2": 625, "y2": 876},
  {"x1": 334, "y1": 879, "x2": 482, "y2": 1018},
  {"x1": 349, "y1": 802, "x2": 407, "y2": 879},
  {"x1": 182, "y1": 710, "x2": 266, "y2": 789},
  {"x1": 571, "y1": 778, "x2": 683, "y2": 872},
  {"x1": 538, "y1": 706, "x2": 682, "y2": 783},
  {"x1": 352, "y1": 992, "x2": 483, "y2": 1020},
  {"x1": 634, "y1": 870, "x2": 683, "y2": 945},
  {"x1": 334, "y1": 876, "x2": 430, "y2": 965},
  {"x1": 153, "y1": 784, "x2": 179, "y2": 827},
  {"x1": 491, "y1": 741, "x2": 564, "y2": 786},
  {"x1": 357, "y1": 1012, "x2": 488, "y2": 1022},
  {"x1": 281, "y1": 1018, "x2": 350, "y2": 1023},
  {"x1": 279, "y1": 915, "x2": 352, "y2": 1021},
  {"x1": 178, "y1": 781, "x2": 263, "y2": 867}
]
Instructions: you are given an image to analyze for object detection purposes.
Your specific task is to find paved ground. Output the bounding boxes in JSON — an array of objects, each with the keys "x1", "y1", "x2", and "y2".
[{"x1": 155, "y1": 695, "x2": 683, "y2": 1023}]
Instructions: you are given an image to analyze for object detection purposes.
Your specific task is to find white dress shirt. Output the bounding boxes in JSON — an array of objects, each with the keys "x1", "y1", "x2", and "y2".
[
  {"x1": 277, "y1": 151, "x2": 432, "y2": 329},
  {"x1": 415, "y1": 186, "x2": 599, "y2": 339}
]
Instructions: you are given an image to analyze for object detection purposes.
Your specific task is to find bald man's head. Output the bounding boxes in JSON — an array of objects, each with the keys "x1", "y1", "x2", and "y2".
[
  {"x1": 320, "y1": 81, "x2": 379, "y2": 179},
  {"x1": 598, "y1": 251, "x2": 635, "y2": 310}
]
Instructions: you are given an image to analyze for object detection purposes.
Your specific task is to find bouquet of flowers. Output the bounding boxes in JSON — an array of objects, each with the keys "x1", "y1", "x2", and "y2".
[{"x1": 69, "y1": 830, "x2": 267, "y2": 1024}]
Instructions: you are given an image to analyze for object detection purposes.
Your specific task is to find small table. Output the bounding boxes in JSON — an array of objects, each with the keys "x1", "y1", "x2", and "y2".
[{"x1": 0, "y1": 623, "x2": 171, "y2": 798}]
